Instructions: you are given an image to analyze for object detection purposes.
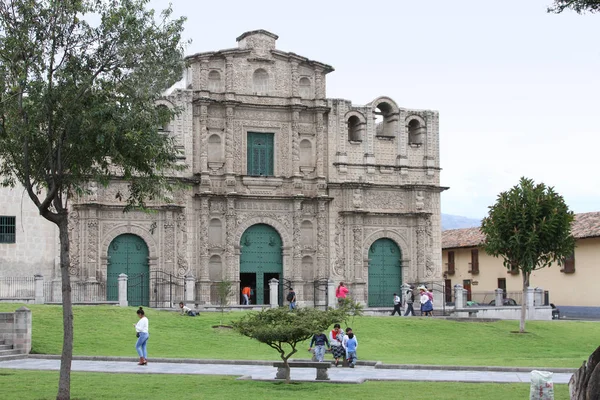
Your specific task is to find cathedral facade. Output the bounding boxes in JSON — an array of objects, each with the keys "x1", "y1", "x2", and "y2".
[{"x1": 65, "y1": 30, "x2": 444, "y2": 307}]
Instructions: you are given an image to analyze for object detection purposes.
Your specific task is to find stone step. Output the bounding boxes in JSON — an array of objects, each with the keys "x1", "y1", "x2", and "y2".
[
  {"x1": 0, "y1": 354, "x2": 25, "y2": 362},
  {"x1": 0, "y1": 344, "x2": 12, "y2": 351},
  {"x1": 0, "y1": 349, "x2": 21, "y2": 356}
]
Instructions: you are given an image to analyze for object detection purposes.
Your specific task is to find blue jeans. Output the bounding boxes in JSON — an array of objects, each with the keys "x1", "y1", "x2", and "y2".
[
  {"x1": 347, "y1": 350, "x2": 357, "y2": 366},
  {"x1": 136, "y1": 332, "x2": 149, "y2": 358},
  {"x1": 314, "y1": 345, "x2": 326, "y2": 362},
  {"x1": 242, "y1": 294, "x2": 249, "y2": 305},
  {"x1": 289, "y1": 301, "x2": 296, "y2": 310}
]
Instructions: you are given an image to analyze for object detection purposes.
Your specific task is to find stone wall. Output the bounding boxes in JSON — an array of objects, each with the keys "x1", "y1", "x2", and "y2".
[{"x1": 0, "y1": 306, "x2": 32, "y2": 353}]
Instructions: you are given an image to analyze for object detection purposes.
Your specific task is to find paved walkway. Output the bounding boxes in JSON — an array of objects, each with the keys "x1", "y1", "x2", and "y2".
[{"x1": 0, "y1": 357, "x2": 574, "y2": 384}]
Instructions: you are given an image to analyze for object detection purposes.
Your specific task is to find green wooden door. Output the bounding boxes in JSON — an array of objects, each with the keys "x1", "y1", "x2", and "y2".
[
  {"x1": 240, "y1": 224, "x2": 282, "y2": 305},
  {"x1": 107, "y1": 234, "x2": 150, "y2": 306},
  {"x1": 368, "y1": 238, "x2": 402, "y2": 307},
  {"x1": 247, "y1": 132, "x2": 274, "y2": 176}
]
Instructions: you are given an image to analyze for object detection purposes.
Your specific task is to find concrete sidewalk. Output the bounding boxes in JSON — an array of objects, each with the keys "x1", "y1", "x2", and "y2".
[{"x1": 0, "y1": 356, "x2": 574, "y2": 384}]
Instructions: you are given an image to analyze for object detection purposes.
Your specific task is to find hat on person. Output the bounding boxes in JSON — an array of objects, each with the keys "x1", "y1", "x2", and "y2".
[{"x1": 417, "y1": 285, "x2": 426, "y2": 291}]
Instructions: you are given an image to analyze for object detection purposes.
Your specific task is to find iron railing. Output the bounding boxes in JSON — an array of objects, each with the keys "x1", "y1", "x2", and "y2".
[{"x1": 0, "y1": 277, "x2": 34, "y2": 299}]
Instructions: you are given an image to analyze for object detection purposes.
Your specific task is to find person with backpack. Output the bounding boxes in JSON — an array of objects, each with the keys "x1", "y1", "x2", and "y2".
[
  {"x1": 404, "y1": 286, "x2": 416, "y2": 316},
  {"x1": 391, "y1": 293, "x2": 402, "y2": 316},
  {"x1": 287, "y1": 287, "x2": 296, "y2": 310}
]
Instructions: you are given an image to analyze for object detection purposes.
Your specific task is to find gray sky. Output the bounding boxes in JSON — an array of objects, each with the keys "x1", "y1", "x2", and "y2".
[{"x1": 150, "y1": 0, "x2": 599, "y2": 219}]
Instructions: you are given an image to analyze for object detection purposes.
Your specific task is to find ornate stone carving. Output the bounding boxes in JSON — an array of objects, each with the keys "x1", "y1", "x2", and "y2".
[
  {"x1": 365, "y1": 191, "x2": 404, "y2": 211},
  {"x1": 68, "y1": 211, "x2": 80, "y2": 276},
  {"x1": 352, "y1": 189, "x2": 362, "y2": 208},
  {"x1": 353, "y1": 226, "x2": 363, "y2": 280},
  {"x1": 164, "y1": 215, "x2": 175, "y2": 264},
  {"x1": 225, "y1": 106, "x2": 234, "y2": 174},
  {"x1": 176, "y1": 212, "x2": 189, "y2": 277},
  {"x1": 415, "y1": 191, "x2": 424, "y2": 211}
]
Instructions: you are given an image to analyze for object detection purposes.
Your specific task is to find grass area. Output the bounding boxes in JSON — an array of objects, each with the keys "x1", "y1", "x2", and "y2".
[
  {"x1": 0, "y1": 370, "x2": 570, "y2": 400},
  {"x1": 1, "y1": 304, "x2": 598, "y2": 367}
]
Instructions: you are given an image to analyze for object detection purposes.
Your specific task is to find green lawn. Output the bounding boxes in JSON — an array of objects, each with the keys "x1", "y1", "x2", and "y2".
[
  {"x1": 0, "y1": 370, "x2": 570, "y2": 400},
  {"x1": 1, "y1": 304, "x2": 597, "y2": 368}
]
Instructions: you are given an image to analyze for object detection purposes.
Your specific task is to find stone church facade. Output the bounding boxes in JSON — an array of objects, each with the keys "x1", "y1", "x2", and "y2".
[{"x1": 59, "y1": 30, "x2": 445, "y2": 307}]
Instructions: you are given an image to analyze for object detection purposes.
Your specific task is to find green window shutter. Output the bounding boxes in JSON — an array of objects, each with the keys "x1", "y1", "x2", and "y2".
[{"x1": 247, "y1": 132, "x2": 274, "y2": 176}]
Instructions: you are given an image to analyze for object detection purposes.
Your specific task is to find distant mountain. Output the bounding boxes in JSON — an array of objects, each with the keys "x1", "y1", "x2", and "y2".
[{"x1": 441, "y1": 214, "x2": 481, "y2": 231}]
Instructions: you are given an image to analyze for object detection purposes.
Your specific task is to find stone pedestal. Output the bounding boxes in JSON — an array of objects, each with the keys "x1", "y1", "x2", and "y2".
[
  {"x1": 34, "y1": 275, "x2": 44, "y2": 304},
  {"x1": 185, "y1": 276, "x2": 195, "y2": 307},
  {"x1": 269, "y1": 278, "x2": 279, "y2": 308},
  {"x1": 454, "y1": 284, "x2": 465, "y2": 309},
  {"x1": 13, "y1": 307, "x2": 32, "y2": 354},
  {"x1": 327, "y1": 280, "x2": 337, "y2": 309},
  {"x1": 118, "y1": 274, "x2": 128, "y2": 307},
  {"x1": 494, "y1": 288, "x2": 504, "y2": 307}
]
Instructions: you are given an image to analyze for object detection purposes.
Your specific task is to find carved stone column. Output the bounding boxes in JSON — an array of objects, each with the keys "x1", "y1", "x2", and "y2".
[
  {"x1": 225, "y1": 57, "x2": 234, "y2": 93},
  {"x1": 199, "y1": 60, "x2": 209, "y2": 90},
  {"x1": 86, "y1": 216, "x2": 98, "y2": 281},
  {"x1": 197, "y1": 197, "x2": 210, "y2": 304},
  {"x1": 291, "y1": 61, "x2": 299, "y2": 98},
  {"x1": 198, "y1": 104, "x2": 209, "y2": 175},
  {"x1": 225, "y1": 106, "x2": 235, "y2": 184},
  {"x1": 315, "y1": 67, "x2": 324, "y2": 99},
  {"x1": 316, "y1": 200, "x2": 327, "y2": 279},
  {"x1": 291, "y1": 109, "x2": 300, "y2": 176},
  {"x1": 416, "y1": 223, "x2": 426, "y2": 281},
  {"x1": 176, "y1": 212, "x2": 189, "y2": 277},
  {"x1": 292, "y1": 197, "x2": 303, "y2": 281},
  {"x1": 164, "y1": 211, "x2": 175, "y2": 273},
  {"x1": 316, "y1": 111, "x2": 325, "y2": 178},
  {"x1": 352, "y1": 224, "x2": 363, "y2": 281},
  {"x1": 225, "y1": 197, "x2": 236, "y2": 281}
]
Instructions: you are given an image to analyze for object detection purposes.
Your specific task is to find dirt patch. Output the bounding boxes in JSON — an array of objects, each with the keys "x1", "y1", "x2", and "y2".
[{"x1": 211, "y1": 325, "x2": 233, "y2": 330}]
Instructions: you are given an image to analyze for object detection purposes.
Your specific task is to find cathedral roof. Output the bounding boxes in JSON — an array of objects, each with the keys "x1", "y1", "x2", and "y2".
[{"x1": 442, "y1": 211, "x2": 600, "y2": 249}]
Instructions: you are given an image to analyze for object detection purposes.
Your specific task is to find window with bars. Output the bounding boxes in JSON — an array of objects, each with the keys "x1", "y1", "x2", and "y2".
[
  {"x1": 247, "y1": 132, "x2": 274, "y2": 176},
  {"x1": 0, "y1": 216, "x2": 16, "y2": 243}
]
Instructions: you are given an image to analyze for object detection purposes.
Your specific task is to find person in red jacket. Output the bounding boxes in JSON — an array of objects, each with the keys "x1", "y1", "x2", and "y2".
[{"x1": 335, "y1": 282, "x2": 349, "y2": 306}]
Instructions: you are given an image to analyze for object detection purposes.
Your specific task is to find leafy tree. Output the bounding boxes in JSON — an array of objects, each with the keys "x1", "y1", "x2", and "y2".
[
  {"x1": 216, "y1": 280, "x2": 233, "y2": 326},
  {"x1": 337, "y1": 296, "x2": 363, "y2": 328},
  {"x1": 548, "y1": 0, "x2": 600, "y2": 13},
  {"x1": 480, "y1": 177, "x2": 575, "y2": 333},
  {"x1": 232, "y1": 307, "x2": 344, "y2": 383},
  {"x1": 0, "y1": 1, "x2": 187, "y2": 398}
]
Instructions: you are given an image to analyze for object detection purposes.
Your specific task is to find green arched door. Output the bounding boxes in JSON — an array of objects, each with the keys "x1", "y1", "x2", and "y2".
[
  {"x1": 368, "y1": 238, "x2": 402, "y2": 307},
  {"x1": 107, "y1": 234, "x2": 149, "y2": 306},
  {"x1": 240, "y1": 224, "x2": 282, "y2": 305}
]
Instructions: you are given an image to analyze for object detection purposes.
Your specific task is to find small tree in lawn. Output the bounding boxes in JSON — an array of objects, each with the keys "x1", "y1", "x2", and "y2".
[
  {"x1": 232, "y1": 307, "x2": 344, "y2": 383},
  {"x1": 0, "y1": 1, "x2": 186, "y2": 398},
  {"x1": 216, "y1": 280, "x2": 232, "y2": 326},
  {"x1": 480, "y1": 177, "x2": 575, "y2": 333}
]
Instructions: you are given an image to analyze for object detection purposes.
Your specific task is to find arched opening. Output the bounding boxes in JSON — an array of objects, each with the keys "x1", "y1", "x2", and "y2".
[
  {"x1": 408, "y1": 118, "x2": 425, "y2": 145},
  {"x1": 368, "y1": 238, "x2": 402, "y2": 307},
  {"x1": 239, "y1": 224, "x2": 283, "y2": 305},
  {"x1": 375, "y1": 102, "x2": 398, "y2": 138},
  {"x1": 347, "y1": 115, "x2": 363, "y2": 142},
  {"x1": 156, "y1": 104, "x2": 172, "y2": 133},
  {"x1": 253, "y1": 68, "x2": 269, "y2": 94},
  {"x1": 208, "y1": 70, "x2": 222, "y2": 92},
  {"x1": 299, "y1": 139, "x2": 313, "y2": 170},
  {"x1": 208, "y1": 134, "x2": 223, "y2": 164},
  {"x1": 107, "y1": 234, "x2": 149, "y2": 306},
  {"x1": 299, "y1": 77, "x2": 311, "y2": 99},
  {"x1": 208, "y1": 218, "x2": 223, "y2": 246}
]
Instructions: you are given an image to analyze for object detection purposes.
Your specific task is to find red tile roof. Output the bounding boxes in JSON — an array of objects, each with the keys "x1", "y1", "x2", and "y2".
[{"x1": 442, "y1": 211, "x2": 600, "y2": 249}]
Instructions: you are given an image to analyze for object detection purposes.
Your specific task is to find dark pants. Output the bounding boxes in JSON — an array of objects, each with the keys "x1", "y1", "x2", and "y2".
[
  {"x1": 391, "y1": 303, "x2": 402, "y2": 316},
  {"x1": 404, "y1": 303, "x2": 415, "y2": 316}
]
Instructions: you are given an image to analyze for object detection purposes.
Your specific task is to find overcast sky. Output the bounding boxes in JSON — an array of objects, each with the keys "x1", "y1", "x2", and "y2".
[{"x1": 149, "y1": 0, "x2": 599, "y2": 219}]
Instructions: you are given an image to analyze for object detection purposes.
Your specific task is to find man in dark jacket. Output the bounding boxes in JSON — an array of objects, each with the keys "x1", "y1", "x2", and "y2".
[
  {"x1": 308, "y1": 331, "x2": 330, "y2": 362},
  {"x1": 404, "y1": 286, "x2": 416, "y2": 316}
]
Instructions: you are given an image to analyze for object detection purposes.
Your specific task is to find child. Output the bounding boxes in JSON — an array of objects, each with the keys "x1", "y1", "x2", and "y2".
[
  {"x1": 178, "y1": 302, "x2": 197, "y2": 316},
  {"x1": 345, "y1": 332, "x2": 358, "y2": 368}
]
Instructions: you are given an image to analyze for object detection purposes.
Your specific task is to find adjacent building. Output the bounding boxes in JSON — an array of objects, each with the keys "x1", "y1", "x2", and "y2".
[{"x1": 442, "y1": 211, "x2": 600, "y2": 307}]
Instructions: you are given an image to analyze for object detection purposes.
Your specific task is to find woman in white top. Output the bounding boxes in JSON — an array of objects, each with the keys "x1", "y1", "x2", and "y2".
[{"x1": 133, "y1": 307, "x2": 149, "y2": 365}]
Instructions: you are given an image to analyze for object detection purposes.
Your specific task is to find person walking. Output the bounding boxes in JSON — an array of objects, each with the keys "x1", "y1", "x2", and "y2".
[
  {"x1": 308, "y1": 331, "x2": 330, "y2": 362},
  {"x1": 404, "y1": 286, "x2": 416, "y2": 316},
  {"x1": 133, "y1": 307, "x2": 149, "y2": 365},
  {"x1": 329, "y1": 323, "x2": 344, "y2": 367},
  {"x1": 335, "y1": 282, "x2": 349, "y2": 306},
  {"x1": 287, "y1": 287, "x2": 297, "y2": 310},
  {"x1": 419, "y1": 286, "x2": 433, "y2": 317},
  {"x1": 344, "y1": 332, "x2": 358, "y2": 368},
  {"x1": 342, "y1": 327, "x2": 358, "y2": 367},
  {"x1": 391, "y1": 293, "x2": 402, "y2": 316},
  {"x1": 241, "y1": 285, "x2": 251, "y2": 305}
]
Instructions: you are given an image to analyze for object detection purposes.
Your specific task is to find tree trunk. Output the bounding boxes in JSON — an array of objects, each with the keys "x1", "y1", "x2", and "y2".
[
  {"x1": 282, "y1": 358, "x2": 291, "y2": 383},
  {"x1": 56, "y1": 215, "x2": 73, "y2": 400},
  {"x1": 520, "y1": 271, "x2": 529, "y2": 333}
]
